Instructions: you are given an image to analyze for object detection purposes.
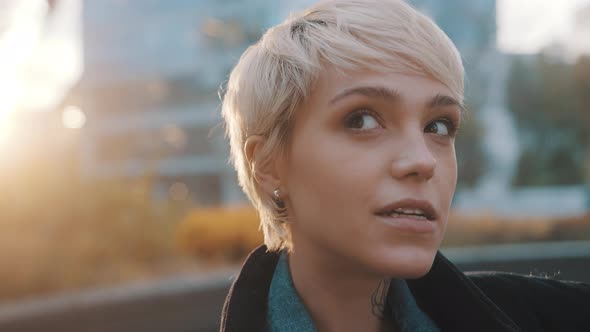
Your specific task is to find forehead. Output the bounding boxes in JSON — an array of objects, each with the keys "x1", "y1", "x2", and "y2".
[{"x1": 309, "y1": 67, "x2": 454, "y2": 106}]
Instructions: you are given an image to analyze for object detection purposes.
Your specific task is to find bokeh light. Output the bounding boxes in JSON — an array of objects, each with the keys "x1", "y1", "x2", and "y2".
[
  {"x1": 169, "y1": 182, "x2": 189, "y2": 201},
  {"x1": 61, "y1": 105, "x2": 86, "y2": 129}
]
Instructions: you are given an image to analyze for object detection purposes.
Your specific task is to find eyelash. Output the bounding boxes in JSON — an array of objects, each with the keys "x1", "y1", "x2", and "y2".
[
  {"x1": 343, "y1": 108, "x2": 382, "y2": 129},
  {"x1": 343, "y1": 108, "x2": 461, "y2": 137},
  {"x1": 432, "y1": 117, "x2": 461, "y2": 137}
]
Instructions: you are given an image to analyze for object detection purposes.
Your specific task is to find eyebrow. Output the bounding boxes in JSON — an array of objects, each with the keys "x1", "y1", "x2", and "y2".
[
  {"x1": 329, "y1": 86, "x2": 400, "y2": 105},
  {"x1": 329, "y1": 85, "x2": 465, "y2": 112},
  {"x1": 428, "y1": 93, "x2": 465, "y2": 113}
]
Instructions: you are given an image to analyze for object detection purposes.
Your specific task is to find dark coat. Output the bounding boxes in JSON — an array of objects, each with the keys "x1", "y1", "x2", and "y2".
[{"x1": 220, "y1": 245, "x2": 590, "y2": 332}]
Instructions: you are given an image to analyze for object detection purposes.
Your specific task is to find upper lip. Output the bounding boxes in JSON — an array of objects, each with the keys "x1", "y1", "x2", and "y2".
[{"x1": 374, "y1": 198, "x2": 438, "y2": 221}]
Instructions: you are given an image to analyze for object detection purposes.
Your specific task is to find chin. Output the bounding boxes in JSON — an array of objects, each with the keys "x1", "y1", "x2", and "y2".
[
  {"x1": 399, "y1": 261, "x2": 436, "y2": 279},
  {"x1": 369, "y1": 245, "x2": 438, "y2": 279}
]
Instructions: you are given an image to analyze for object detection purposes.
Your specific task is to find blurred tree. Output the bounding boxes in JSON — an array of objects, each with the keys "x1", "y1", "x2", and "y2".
[
  {"x1": 455, "y1": 106, "x2": 488, "y2": 189},
  {"x1": 507, "y1": 53, "x2": 590, "y2": 186},
  {"x1": 574, "y1": 56, "x2": 590, "y2": 208},
  {"x1": 0, "y1": 125, "x2": 193, "y2": 300},
  {"x1": 573, "y1": 56, "x2": 590, "y2": 125}
]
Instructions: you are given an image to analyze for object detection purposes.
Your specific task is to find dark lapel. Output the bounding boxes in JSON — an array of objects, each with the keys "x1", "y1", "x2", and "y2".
[
  {"x1": 407, "y1": 251, "x2": 521, "y2": 332},
  {"x1": 220, "y1": 246, "x2": 521, "y2": 332},
  {"x1": 220, "y1": 245, "x2": 279, "y2": 332}
]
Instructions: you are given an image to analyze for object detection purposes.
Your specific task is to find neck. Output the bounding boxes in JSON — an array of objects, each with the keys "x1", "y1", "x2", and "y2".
[{"x1": 287, "y1": 243, "x2": 395, "y2": 332}]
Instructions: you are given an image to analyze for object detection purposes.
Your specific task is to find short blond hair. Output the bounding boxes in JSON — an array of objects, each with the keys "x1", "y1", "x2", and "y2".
[{"x1": 221, "y1": 0, "x2": 464, "y2": 251}]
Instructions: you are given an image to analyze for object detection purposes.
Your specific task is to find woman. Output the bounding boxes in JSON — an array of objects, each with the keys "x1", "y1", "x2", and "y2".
[{"x1": 219, "y1": 0, "x2": 590, "y2": 331}]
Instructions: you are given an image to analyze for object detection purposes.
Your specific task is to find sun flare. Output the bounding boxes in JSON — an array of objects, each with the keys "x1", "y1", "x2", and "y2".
[{"x1": 0, "y1": 0, "x2": 82, "y2": 144}]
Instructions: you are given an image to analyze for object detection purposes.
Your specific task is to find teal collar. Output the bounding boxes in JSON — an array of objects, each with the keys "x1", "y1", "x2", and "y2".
[
  {"x1": 268, "y1": 253, "x2": 317, "y2": 332},
  {"x1": 267, "y1": 253, "x2": 440, "y2": 332}
]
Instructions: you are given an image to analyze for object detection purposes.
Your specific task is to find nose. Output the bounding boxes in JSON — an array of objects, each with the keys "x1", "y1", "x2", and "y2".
[{"x1": 390, "y1": 133, "x2": 436, "y2": 181}]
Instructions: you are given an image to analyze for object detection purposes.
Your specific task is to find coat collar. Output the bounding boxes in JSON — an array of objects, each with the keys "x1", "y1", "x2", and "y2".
[
  {"x1": 406, "y1": 251, "x2": 520, "y2": 332},
  {"x1": 220, "y1": 245, "x2": 521, "y2": 332}
]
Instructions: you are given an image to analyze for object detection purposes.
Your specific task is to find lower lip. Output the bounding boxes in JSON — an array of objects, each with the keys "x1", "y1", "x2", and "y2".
[{"x1": 375, "y1": 214, "x2": 437, "y2": 234}]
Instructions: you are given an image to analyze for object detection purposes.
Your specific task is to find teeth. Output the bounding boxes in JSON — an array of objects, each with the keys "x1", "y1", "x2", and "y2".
[
  {"x1": 377, "y1": 207, "x2": 431, "y2": 220},
  {"x1": 393, "y1": 208, "x2": 425, "y2": 216},
  {"x1": 388, "y1": 212, "x2": 427, "y2": 219}
]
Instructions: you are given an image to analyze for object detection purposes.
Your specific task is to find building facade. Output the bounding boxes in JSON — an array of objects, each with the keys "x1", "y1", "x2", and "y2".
[
  {"x1": 77, "y1": 0, "x2": 287, "y2": 205},
  {"x1": 77, "y1": 0, "x2": 499, "y2": 207}
]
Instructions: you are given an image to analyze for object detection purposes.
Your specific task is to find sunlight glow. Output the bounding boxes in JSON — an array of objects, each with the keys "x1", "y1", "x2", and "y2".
[
  {"x1": 62, "y1": 106, "x2": 86, "y2": 129},
  {"x1": 0, "y1": 76, "x2": 20, "y2": 122},
  {"x1": 0, "y1": 0, "x2": 82, "y2": 134},
  {"x1": 498, "y1": 0, "x2": 590, "y2": 54},
  {"x1": 0, "y1": 118, "x2": 14, "y2": 146},
  {"x1": 0, "y1": 71, "x2": 22, "y2": 145},
  {"x1": 0, "y1": 1, "x2": 46, "y2": 122}
]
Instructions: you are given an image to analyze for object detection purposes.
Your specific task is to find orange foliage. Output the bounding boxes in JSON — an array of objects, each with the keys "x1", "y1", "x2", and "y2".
[
  {"x1": 443, "y1": 213, "x2": 590, "y2": 247},
  {"x1": 175, "y1": 208, "x2": 590, "y2": 259},
  {"x1": 0, "y1": 148, "x2": 194, "y2": 301},
  {"x1": 176, "y1": 206, "x2": 263, "y2": 262},
  {"x1": 0, "y1": 144, "x2": 587, "y2": 302}
]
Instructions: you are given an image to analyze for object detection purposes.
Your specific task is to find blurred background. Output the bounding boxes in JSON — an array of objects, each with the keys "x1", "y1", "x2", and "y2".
[{"x1": 0, "y1": 0, "x2": 589, "y2": 331}]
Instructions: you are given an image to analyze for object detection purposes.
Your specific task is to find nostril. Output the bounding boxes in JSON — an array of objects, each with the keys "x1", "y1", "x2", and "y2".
[
  {"x1": 391, "y1": 154, "x2": 436, "y2": 181},
  {"x1": 389, "y1": 133, "x2": 437, "y2": 180}
]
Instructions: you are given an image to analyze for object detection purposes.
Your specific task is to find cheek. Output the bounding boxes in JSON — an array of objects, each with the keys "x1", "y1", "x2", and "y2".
[
  {"x1": 434, "y1": 146, "x2": 458, "y2": 207},
  {"x1": 284, "y1": 130, "x2": 380, "y2": 224}
]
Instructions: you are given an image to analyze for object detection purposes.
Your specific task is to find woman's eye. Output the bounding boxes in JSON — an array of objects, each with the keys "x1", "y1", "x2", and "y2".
[
  {"x1": 425, "y1": 119, "x2": 454, "y2": 136},
  {"x1": 344, "y1": 111, "x2": 381, "y2": 131}
]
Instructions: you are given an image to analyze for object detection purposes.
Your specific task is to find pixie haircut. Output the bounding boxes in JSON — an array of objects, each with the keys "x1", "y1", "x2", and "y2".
[{"x1": 221, "y1": 0, "x2": 464, "y2": 251}]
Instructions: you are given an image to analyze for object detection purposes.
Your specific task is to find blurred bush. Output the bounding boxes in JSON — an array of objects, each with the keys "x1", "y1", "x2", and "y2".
[
  {"x1": 175, "y1": 208, "x2": 590, "y2": 256},
  {"x1": 443, "y1": 213, "x2": 590, "y2": 247},
  {"x1": 0, "y1": 139, "x2": 588, "y2": 301},
  {"x1": 176, "y1": 207, "x2": 263, "y2": 262},
  {"x1": 0, "y1": 146, "x2": 192, "y2": 301}
]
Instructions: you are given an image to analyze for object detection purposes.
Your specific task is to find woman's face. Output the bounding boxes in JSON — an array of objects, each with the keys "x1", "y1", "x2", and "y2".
[{"x1": 279, "y1": 68, "x2": 462, "y2": 278}]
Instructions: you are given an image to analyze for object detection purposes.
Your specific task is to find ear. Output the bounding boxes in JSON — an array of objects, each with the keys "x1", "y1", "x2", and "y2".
[{"x1": 244, "y1": 135, "x2": 283, "y2": 197}]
